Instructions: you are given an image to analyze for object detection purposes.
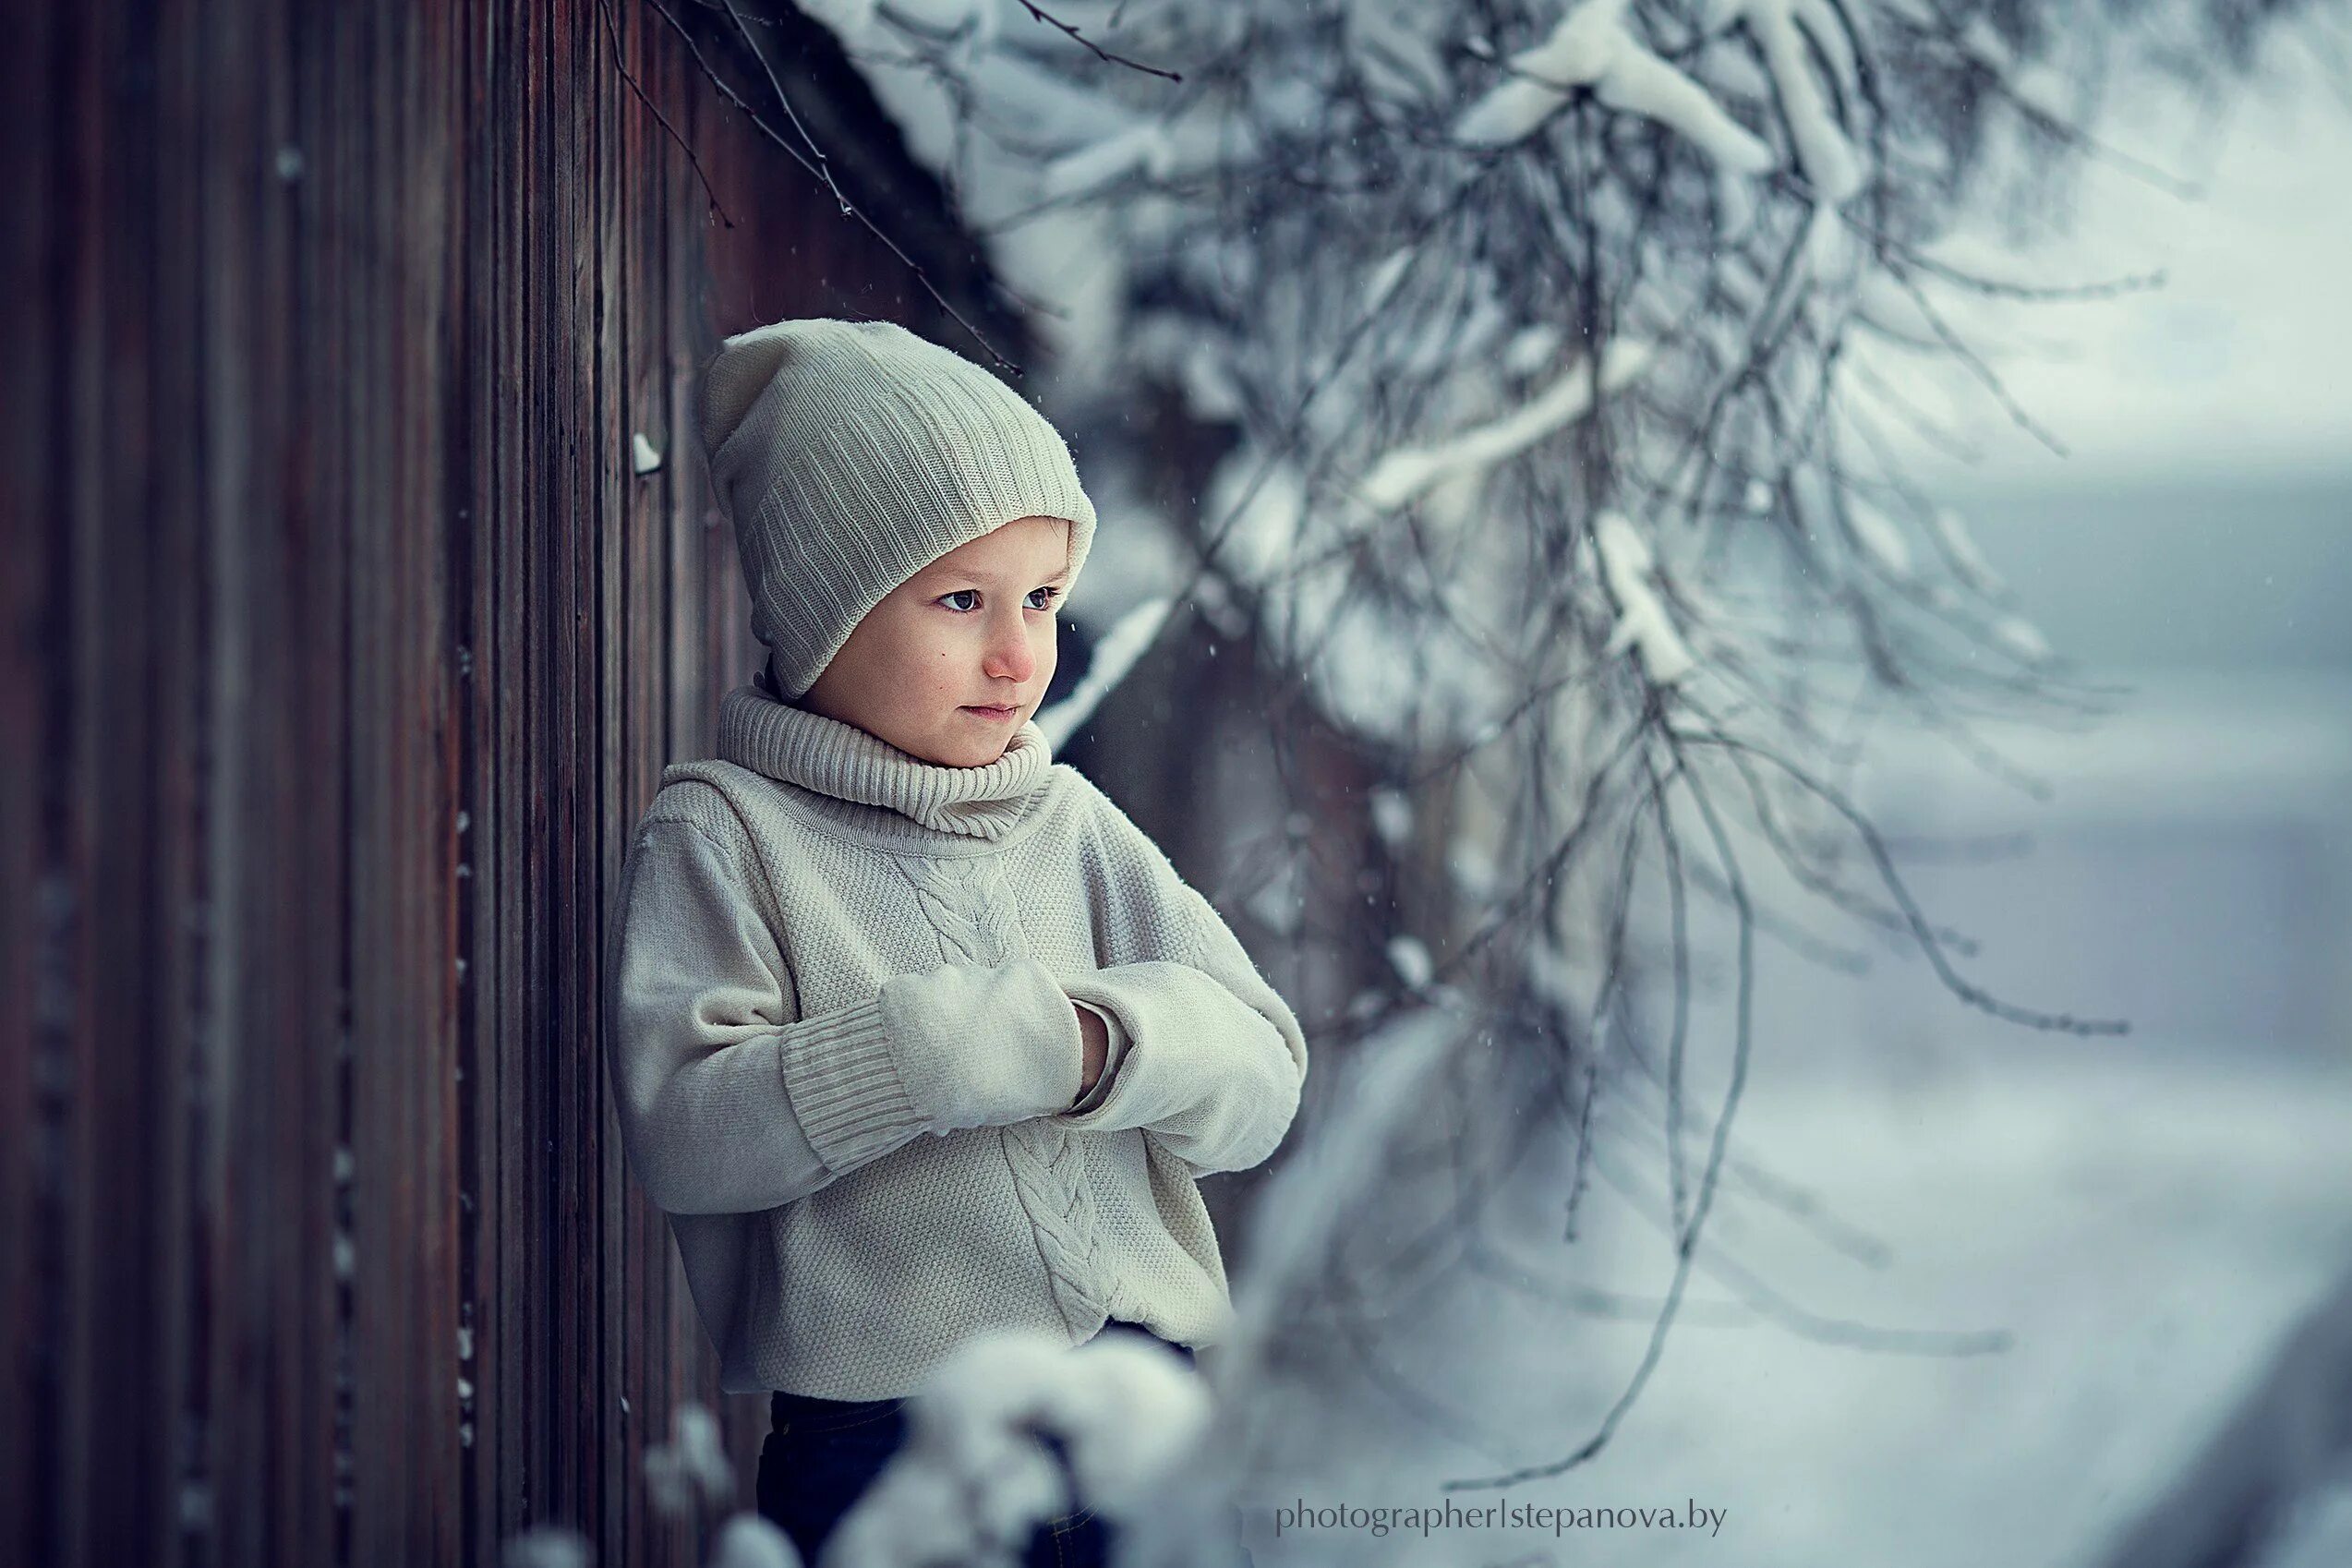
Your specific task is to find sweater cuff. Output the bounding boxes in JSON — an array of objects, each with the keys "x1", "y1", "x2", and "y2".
[
  {"x1": 1067, "y1": 1000, "x2": 1128, "y2": 1115},
  {"x1": 778, "y1": 995, "x2": 931, "y2": 1174}
]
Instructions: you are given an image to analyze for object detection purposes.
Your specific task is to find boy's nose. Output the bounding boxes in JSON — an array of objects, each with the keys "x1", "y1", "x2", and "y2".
[{"x1": 982, "y1": 615, "x2": 1035, "y2": 682}]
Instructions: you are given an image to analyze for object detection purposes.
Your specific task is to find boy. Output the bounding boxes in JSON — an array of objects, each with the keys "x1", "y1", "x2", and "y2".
[{"x1": 602, "y1": 318, "x2": 1306, "y2": 1566}]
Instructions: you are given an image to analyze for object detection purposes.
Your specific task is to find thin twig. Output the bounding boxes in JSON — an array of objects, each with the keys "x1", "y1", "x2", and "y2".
[{"x1": 597, "y1": 0, "x2": 737, "y2": 225}]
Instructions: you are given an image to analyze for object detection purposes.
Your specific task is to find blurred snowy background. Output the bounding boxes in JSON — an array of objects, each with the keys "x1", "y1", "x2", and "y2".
[
  {"x1": 1222, "y1": 45, "x2": 2352, "y2": 1568},
  {"x1": 1222, "y1": 42, "x2": 2352, "y2": 1568}
]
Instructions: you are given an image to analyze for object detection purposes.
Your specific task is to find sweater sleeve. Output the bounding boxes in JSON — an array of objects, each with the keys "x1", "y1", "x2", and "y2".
[
  {"x1": 603, "y1": 815, "x2": 1085, "y2": 1216},
  {"x1": 1049, "y1": 791, "x2": 1309, "y2": 1176}
]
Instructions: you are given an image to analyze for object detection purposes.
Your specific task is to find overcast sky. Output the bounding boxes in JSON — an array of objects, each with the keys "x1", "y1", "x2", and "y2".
[{"x1": 1885, "y1": 35, "x2": 2352, "y2": 490}]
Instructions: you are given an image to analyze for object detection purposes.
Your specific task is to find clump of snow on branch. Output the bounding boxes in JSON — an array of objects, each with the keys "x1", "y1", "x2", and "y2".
[
  {"x1": 1710, "y1": 0, "x2": 1865, "y2": 202},
  {"x1": 709, "y1": 1515, "x2": 803, "y2": 1568},
  {"x1": 505, "y1": 1497, "x2": 807, "y2": 1568},
  {"x1": 1357, "y1": 339, "x2": 1655, "y2": 513},
  {"x1": 822, "y1": 1328, "x2": 1213, "y2": 1568},
  {"x1": 1034, "y1": 596, "x2": 1176, "y2": 750},
  {"x1": 1990, "y1": 612, "x2": 2054, "y2": 665},
  {"x1": 1593, "y1": 512, "x2": 1698, "y2": 686},
  {"x1": 1455, "y1": 0, "x2": 1775, "y2": 175},
  {"x1": 1385, "y1": 935, "x2": 1434, "y2": 990},
  {"x1": 505, "y1": 1526, "x2": 594, "y2": 1568},
  {"x1": 1842, "y1": 497, "x2": 1915, "y2": 579},
  {"x1": 645, "y1": 1401, "x2": 736, "y2": 1517}
]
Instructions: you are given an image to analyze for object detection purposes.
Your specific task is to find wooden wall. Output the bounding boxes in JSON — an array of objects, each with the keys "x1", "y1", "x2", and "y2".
[{"x1": 1, "y1": 3, "x2": 1031, "y2": 1564}]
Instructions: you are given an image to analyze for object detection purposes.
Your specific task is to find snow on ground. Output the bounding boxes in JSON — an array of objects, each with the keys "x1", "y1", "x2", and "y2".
[
  {"x1": 1235, "y1": 1043, "x2": 2352, "y2": 1568},
  {"x1": 1230, "y1": 667, "x2": 2352, "y2": 1568}
]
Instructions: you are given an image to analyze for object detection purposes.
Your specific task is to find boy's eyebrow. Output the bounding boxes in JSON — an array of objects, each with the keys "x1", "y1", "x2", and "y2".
[{"x1": 920, "y1": 561, "x2": 1073, "y2": 587}]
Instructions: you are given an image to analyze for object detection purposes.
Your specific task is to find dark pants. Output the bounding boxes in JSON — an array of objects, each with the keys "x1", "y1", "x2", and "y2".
[{"x1": 755, "y1": 1320, "x2": 1248, "y2": 1568}]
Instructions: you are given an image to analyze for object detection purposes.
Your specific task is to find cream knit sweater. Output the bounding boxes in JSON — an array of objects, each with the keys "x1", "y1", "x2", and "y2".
[{"x1": 602, "y1": 682, "x2": 1309, "y2": 1399}]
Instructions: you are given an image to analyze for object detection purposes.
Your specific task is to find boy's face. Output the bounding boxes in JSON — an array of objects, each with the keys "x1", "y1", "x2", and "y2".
[{"x1": 796, "y1": 514, "x2": 1071, "y2": 768}]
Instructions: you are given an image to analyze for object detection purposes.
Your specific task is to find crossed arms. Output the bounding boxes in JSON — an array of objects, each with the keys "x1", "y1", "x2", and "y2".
[{"x1": 602, "y1": 805, "x2": 1308, "y2": 1217}]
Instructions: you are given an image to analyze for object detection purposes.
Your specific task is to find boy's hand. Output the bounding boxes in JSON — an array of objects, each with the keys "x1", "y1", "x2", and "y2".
[{"x1": 1072, "y1": 1001, "x2": 1109, "y2": 1104}]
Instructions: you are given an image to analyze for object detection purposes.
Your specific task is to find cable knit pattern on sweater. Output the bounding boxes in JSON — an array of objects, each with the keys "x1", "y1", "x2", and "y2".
[
  {"x1": 901, "y1": 857, "x2": 1028, "y2": 965},
  {"x1": 602, "y1": 685, "x2": 1308, "y2": 1398},
  {"x1": 897, "y1": 854, "x2": 1106, "y2": 1335}
]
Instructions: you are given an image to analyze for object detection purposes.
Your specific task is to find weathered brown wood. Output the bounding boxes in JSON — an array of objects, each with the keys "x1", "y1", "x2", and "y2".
[
  {"x1": 5, "y1": 3, "x2": 1031, "y2": 1564},
  {"x1": 0, "y1": 6, "x2": 53, "y2": 1565}
]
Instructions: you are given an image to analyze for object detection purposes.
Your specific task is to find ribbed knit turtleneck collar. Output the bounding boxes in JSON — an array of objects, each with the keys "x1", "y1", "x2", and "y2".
[{"x1": 715, "y1": 682, "x2": 1054, "y2": 841}]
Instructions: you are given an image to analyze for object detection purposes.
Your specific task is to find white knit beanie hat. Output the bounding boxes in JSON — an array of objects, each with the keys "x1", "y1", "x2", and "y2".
[{"x1": 697, "y1": 317, "x2": 1099, "y2": 701}]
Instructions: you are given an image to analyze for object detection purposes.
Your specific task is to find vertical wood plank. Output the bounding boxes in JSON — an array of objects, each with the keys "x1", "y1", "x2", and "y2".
[{"x1": 0, "y1": 6, "x2": 62, "y2": 1565}]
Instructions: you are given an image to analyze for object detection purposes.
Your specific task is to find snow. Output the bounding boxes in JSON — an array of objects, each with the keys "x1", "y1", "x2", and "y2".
[
  {"x1": 1041, "y1": 123, "x2": 1180, "y2": 203},
  {"x1": 644, "y1": 1402, "x2": 735, "y2": 1518},
  {"x1": 1034, "y1": 595, "x2": 1176, "y2": 749},
  {"x1": 1453, "y1": 0, "x2": 1774, "y2": 178},
  {"x1": 1362, "y1": 247, "x2": 1415, "y2": 310},
  {"x1": 1927, "y1": 505, "x2": 2005, "y2": 594},
  {"x1": 1246, "y1": 860, "x2": 1306, "y2": 937},
  {"x1": 503, "y1": 1525, "x2": 593, "y2": 1568},
  {"x1": 874, "y1": 0, "x2": 989, "y2": 39},
  {"x1": 1839, "y1": 498, "x2": 1912, "y2": 578},
  {"x1": 1345, "y1": 2, "x2": 1452, "y2": 108},
  {"x1": 1173, "y1": 340, "x2": 1248, "y2": 424},
  {"x1": 1385, "y1": 935, "x2": 1433, "y2": 990},
  {"x1": 1236, "y1": 962, "x2": 2352, "y2": 1568},
  {"x1": 1956, "y1": 15, "x2": 2072, "y2": 125},
  {"x1": 1986, "y1": 610, "x2": 2053, "y2": 664},
  {"x1": 1453, "y1": 1, "x2": 1629, "y2": 147},
  {"x1": 1501, "y1": 322, "x2": 1566, "y2": 377},
  {"x1": 823, "y1": 1327, "x2": 1214, "y2": 1568},
  {"x1": 1202, "y1": 450, "x2": 1307, "y2": 588},
  {"x1": 1359, "y1": 340, "x2": 1655, "y2": 512},
  {"x1": 1591, "y1": 44, "x2": 1777, "y2": 176},
  {"x1": 1315, "y1": 1050, "x2": 2352, "y2": 1568},
  {"x1": 790, "y1": 0, "x2": 878, "y2": 40},
  {"x1": 1594, "y1": 512, "x2": 1698, "y2": 687},
  {"x1": 1448, "y1": 845, "x2": 1498, "y2": 900},
  {"x1": 1215, "y1": 1004, "x2": 1464, "y2": 1397},
  {"x1": 1790, "y1": 0, "x2": 1858, "y2": 98},
  {"x1": 1174, "y1": 664, "x2": 2352, "y2": 1568},
  {"x1": 1712, "y1": 0, "x2": 1864, "y2": 203},
  {"x1": 708, "y1": 1514, "x2": 803, "y2": 1568},
  {"x1": 1393, "y1": 292, "x2": 1509, "y2": 380}
]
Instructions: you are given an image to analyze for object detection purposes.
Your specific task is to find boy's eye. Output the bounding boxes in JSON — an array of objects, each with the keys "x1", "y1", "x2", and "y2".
[{"x1": 939, "y1": 588, "x2": 1061, "y2": 612}]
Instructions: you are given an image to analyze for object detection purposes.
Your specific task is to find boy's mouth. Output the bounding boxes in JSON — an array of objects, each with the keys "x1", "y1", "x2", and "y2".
[{"x1": 961, "y1": 703, "x2": 1019, "y2": 720}]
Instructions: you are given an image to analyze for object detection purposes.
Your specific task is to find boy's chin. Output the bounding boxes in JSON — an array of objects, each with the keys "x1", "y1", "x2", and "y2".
[
  {"x1": 903, "y1": 726, "x2": 1009, "y2": 768},
  {"x1": 940, "y1": 740, "x2": 1010, "y2": 768}
]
